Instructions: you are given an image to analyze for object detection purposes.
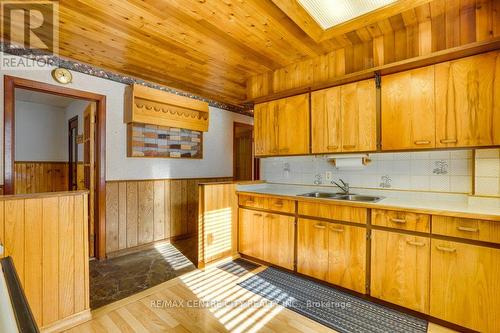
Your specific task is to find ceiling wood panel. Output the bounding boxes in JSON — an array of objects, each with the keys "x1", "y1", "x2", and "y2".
[{"x1": 3, "y1": 0, "x2": 499, "y2": 107}]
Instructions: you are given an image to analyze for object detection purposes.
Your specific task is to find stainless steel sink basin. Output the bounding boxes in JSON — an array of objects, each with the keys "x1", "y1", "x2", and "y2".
[
  {"x1": 297, "y1": 192, "x2": 383, "y2": 202},
  {"x1": 335, "y1": 194, "x2": 384, "y2": 202},
  {"x1": 297, "y1": 192, "x2": 342, "y2": 198}
]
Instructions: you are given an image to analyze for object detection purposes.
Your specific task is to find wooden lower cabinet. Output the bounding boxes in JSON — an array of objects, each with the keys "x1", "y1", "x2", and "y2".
[
  {"x1": 297, "y1": 218, "x2": 329, "y2": 280},
  {"x1": 238, "y1": 208, "x2": 294, "y2": 269},
  {"x1": 370, "y1": 230, "x2": 430, "y2": 313},
  {"x1": 297, "y1": 218, "x2": 366, "y2": 293},
  {"x1": 430, "y1": 240, "x2": 500, "y2": 333},
  {"x1": 238, "y1": 208, "x2": 264, "y2": 259}
]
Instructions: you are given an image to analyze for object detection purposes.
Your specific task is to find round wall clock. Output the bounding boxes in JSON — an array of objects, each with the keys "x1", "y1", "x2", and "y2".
[{"x1": 51, "y1": 68, "x2": 73, "y2": 84}]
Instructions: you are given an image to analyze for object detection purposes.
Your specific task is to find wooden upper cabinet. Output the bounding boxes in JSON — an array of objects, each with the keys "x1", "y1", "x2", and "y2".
[
  {"x1": 311, "y1": 79, "x2": 376, "y2": 153},
  {"x1": 435, "y1": 51, "x2": 500, "y2": 148},
  {"x1": 254, "y1": 101, "x2": 278, "y2": 156},
  {"x1": 381, "y1": 66, "x2": 436, "y2": 150},
  {"x1": 277, "y1": 93, "x2": 310, "y2": 155},
  {"x1": 311, "y1": 86, "x2": 341, "y2": 153},
  {"x1": 340, "y1": 80, "x2": 377, "y2": 152},
  {"x1": 254, "y1": 94, "x2": 309, "y2": 156}
]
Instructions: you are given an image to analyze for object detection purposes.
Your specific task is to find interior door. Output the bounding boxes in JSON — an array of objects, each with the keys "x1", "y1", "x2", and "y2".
[
  {"x1": 233, "y1": 123, "x2": 253, "y2": 181},
  {"x1": 83, "y1": 103, "x2": 96, "y2": 257},
  {"x1": 68, "y1": 116, "x2": 79, "y2": 191}
]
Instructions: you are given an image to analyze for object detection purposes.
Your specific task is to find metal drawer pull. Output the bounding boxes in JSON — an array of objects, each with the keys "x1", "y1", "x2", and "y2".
[
  {"x1": 314, "y1": 224, "x2": 326, "y2": 229},
  {"x1": 343, "y1": 144, "x2": 356, "y2": 149},
  {"x1": 279, "y1": 148, "x2": 289, "y2": 153},
  {"x1": 330, "y1": 227, "x2": 345, "y2": 232},
  {"x1": 440, "y1": 139, "x2": 458, "y2": 144},
  {"x1": 414, "y1": 140, "x2": 431, "y2": 145},
  {"x1": 391, "y1": 218, "x2": 407, "y2": 224},
  {"x1": 246, "y1": 200, "x2": 255, "y2": 204},
  {"x1": 436, "y1": 245, "x2": 456, "y2": 253},
  {"x1": 406, "y1": 240, "x2": 425, "y2": 247},
  {"x1": 253, "y1": 213, "x2": 262, "y2": 217},
  {"x1": 457, "y1": 226, "x2": 479, "y2": 233},
  {"x1": 265, "y1": 214, "x2": 274, "y2": 219},
  {"x1": 273, "y1": 201, "x2": 284, "y2": 207},
  {"x1": 327, "y1": 145, "x2": 339, "y2": 150}
]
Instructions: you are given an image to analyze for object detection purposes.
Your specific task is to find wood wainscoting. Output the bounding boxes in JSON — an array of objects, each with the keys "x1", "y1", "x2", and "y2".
[
  {"x1": 0, "y1": 191, "x2": 90, "y2": 331},
  {"x1": 105, "y1": 177, "x2": 232, "y2": 256},
  {"x1": 14, "y1": 161, "x2": 87, "y2": 194}
]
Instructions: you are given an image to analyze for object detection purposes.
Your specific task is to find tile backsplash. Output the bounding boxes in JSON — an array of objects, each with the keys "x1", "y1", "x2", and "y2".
[
  {"x1": 261, "y1": 150, "x2": 474, "y2": 194},
  {"x1": 475, "y1": 149, "x2": 500, "y2": 197}
]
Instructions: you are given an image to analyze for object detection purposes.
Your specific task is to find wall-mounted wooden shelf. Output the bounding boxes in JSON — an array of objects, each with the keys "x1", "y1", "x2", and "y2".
[{"x1": 125, "y1": 84, "x2": 210, "y2": 132}]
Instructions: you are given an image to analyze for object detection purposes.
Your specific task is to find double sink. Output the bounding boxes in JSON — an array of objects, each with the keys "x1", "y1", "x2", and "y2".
[{"x1": 297, "y1": 192, "x2": 383, "y2": 203}]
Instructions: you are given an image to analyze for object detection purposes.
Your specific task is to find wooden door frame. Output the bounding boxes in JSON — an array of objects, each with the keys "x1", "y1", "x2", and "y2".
[
  {"x1": 233, "y1": 122, "x2": 256, "y2": 180},
  {"x1": 4, "y1": 75, "x2": 107, "y2": 259},
  {"x1": 68, "y1": 115, "x2": 79, "y2": 191}
]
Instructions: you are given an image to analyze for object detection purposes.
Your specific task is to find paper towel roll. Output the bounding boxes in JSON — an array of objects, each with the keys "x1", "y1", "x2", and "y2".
[{"x1": 334, "y1": 158, "x2": 365, "y2": 170}]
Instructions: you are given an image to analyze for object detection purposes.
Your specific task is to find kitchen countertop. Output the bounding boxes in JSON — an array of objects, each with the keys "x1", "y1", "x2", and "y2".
[{"x1": 236, "y1": 183, "x2": 500, "y2": 221}]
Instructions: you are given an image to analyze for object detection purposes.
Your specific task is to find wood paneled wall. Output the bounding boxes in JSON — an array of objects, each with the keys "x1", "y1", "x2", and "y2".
[
  {"x1": 0, "y1": 192, "x2": 90, "y2": 329},
  {"x1": 198, "y1": 183, "x2": 238, "y2": 267},
  {"x1": 105, "y1": 177, "x2": 232, "y2": 255},
  {"x1": 14, "y1": 162, "x2": 69, "y2": 194},
  {"x1": 247, "y1": 0, "x2": 500, "y2": 99},
  {"x1": 14, "y1": 162, "x2": 86, "y2": 195}
]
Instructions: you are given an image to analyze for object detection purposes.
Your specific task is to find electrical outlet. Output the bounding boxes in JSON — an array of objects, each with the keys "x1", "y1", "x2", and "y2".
[{"x1": 325, "y1": 171, "x2": 333, "y2": 181}]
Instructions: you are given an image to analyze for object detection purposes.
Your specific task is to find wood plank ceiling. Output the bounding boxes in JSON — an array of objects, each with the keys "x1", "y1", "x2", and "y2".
[{"x1": 5, "y1": 0, "x2": 497, "y2": 106}]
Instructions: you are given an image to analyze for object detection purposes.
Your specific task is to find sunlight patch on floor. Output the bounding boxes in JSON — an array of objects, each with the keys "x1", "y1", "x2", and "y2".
[{"x1": 180, "y1": 263, "x2": 285, "y2": 333}]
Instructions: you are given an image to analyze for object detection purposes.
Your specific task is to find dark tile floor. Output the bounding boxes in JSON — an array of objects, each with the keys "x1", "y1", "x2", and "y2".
[{"x1": 90, "y1": 238, "x2": 196, "y2": 309}]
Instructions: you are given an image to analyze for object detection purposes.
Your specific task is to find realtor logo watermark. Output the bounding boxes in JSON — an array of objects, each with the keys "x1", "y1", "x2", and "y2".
[{"x1": 1, "y1": 0, "x2": 59, "y2": 70}]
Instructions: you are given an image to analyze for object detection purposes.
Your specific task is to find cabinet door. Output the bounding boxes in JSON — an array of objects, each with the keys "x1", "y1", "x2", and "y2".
[
  {"x1": 311, "y1": 87, "x2": 341, "y2": 154},
  {"x1": 297, "y1": 218, "x2": 329, "y2": 280},
  {"x1": 381, "y1": 66, "x2": 435, "y2": 150},
  {"x1": 430, "y1": 240, "x2": 500, "y2": 333},
  {"x1": 254, "y1": 101, "x2": 278, "y2": 156},
  {"x1": 263, "y1": 213, "x2": 295, "y2": 270},
  {"x1": 277, "y1": 94, "x2": 310, "y2": 155},
  {"x1": 436, "y1": 51, "x2": 500, "y2": 147},
  {"x1": 371, "y1": 230, "x2": 430, "y2": 313},
  {"x1": 238, "y1": 208, "x2": 264, "y2": 259},
  {"x1": 341, "y1": 79, "x2": 377, "y2": 152},
  {"x1": 327, "y1": 223, "x2": 366, "y2": 293}
]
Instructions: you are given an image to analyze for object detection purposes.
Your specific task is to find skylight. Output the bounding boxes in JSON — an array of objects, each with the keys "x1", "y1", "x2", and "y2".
[{"x1": 298, "y1": 0, "x2": 398, "y2": 30}]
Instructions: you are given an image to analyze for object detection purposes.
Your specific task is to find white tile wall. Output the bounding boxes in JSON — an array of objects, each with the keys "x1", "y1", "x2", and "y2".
[
  {"x1": 260, "y1": 150, "x2": 473, "y2": 193},
  {"x1": 475, "y1": 148, "x2": 500, "y2": 197}
]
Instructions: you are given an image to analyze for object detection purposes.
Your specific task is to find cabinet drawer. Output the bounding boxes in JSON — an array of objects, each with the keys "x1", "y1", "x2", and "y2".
[
  {"x1": 372, "y1": 209, "x2": 430, "y2": 233},
  {"x1": 239, "y1": 195, "x2": 265, "y2": 209},
  {"x1": 432, "y1": 215, "x2": 500, "y2": 244},
  {"x1": 298, "y1": 201, "x2": 367, "y2": 224},
  {"x1": 263, "y1": 197, "x2": 295, "y2": 213}
]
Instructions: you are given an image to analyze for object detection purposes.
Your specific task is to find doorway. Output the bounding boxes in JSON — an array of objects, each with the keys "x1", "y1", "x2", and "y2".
[
  {"x1": 233, "y1": 122, "x2": 256, "y2": 181},
  {"x1": 4, "y1": 76, "x2": 107, "y2": 259}
]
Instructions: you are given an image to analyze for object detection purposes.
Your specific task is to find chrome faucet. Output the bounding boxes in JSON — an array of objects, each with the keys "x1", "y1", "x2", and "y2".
[{"x1": 332, "y1": 178, "x2": 349, "y2": 194}]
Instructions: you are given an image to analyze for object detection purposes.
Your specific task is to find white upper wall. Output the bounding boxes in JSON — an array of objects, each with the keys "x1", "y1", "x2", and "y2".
[
  {"x1": 0, "y1": 52, "x2": 253, "y2": 183},
  {"x1": 15, "y1": 100, "x2": 67, "y2": 161}
]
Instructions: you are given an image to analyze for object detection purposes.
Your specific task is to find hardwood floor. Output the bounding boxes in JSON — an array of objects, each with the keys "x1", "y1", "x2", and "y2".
[{"x1": 66, "y1": 259, "x2": 458, "y2": 333}]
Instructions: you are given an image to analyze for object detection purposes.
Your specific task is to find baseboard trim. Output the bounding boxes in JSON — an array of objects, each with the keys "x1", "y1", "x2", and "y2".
[
  {"x1": 41, "y1": 309, "x2": 91, "y2": 333},
  {"x1": 105, "y1": 233, "x2": 196, "y2": 259}
]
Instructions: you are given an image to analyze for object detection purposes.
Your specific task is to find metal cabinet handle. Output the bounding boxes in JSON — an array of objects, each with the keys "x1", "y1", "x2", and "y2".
[
  {"x1": 457, "y1": 226, "x2": 479, "y2": 233},
  {"x1": 440, "y1": 139, "x2": 458, "y2": 144},
  {"x1": 265, "y1": 214, "x2": 274, "y2": 219},
  {"x1": 436, "y1": 245, "x2": 456, "y2": 253},
  {"x1": 279, "y1": 148, "x2": 289, "y2": 153},
  {"x1": 414, "y1": 140, "x2": 431, "y2": 145},
  {"x1": 327, "y1": 145, "x2": 339, "y2": 150},
  {"x1": 253, "y1": 213, "x2": 262, "y2": 217},
  {"x1": 406, "y1": 240, "x2": 425, "y2": 247},
  {"x1": 273, "y1": 201, "x2": 283, "y2": 207},
  {"x1": 246, "y1": 200, "x2": 255, "y2": 205},
  {"x1": 343, "y1": 144, "x2": 356, "y2": 149},
  {"x1": 314, "y1": 224, "x2": 326, "y2": 229},
  {"x1": 391, "y1": 218, "x2": 407, "y2": 224},
  {"x1": 329, "y1": 227, "x2": 345, "y2": 232}
]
